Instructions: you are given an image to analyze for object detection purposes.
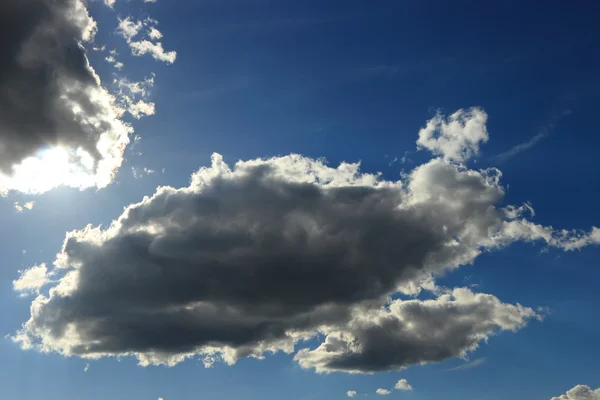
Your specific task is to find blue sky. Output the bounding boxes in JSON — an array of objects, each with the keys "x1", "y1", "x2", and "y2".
[{"x1": 1, "y1": 1, "x2": 599, "y2": 399}]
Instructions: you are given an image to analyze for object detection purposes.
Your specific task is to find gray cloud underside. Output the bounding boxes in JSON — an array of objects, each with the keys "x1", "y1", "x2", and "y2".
[
  {"x1": 15, "y1": 149, "x2": 598, "y2": 371},
  {"x1": 0, "y1": 0, "x2": 127, "y2": 184}
]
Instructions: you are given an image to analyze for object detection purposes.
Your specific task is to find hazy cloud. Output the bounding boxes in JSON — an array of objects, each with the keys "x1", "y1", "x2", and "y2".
[{"x1": 445, "y1": 357, "x2": 486, "y2": 371}]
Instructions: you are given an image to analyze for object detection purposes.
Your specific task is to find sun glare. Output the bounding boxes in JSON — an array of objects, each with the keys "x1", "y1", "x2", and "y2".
[{"x1": 0, "y1": 146, "x2": 98, "y2": 194}]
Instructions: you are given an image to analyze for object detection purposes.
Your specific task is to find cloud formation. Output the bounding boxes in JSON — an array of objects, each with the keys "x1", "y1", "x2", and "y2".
[
  {"x1": 394, "y1": 379, "x2": 413, "y2": 391},
  {"x1": 376, "y1": 389, "x2": 391, "y2": 396},
  {"x1": 0, "y1": 0, "x2": 131, "y2": 194},
  {"x1": 13, "y1": 110, "x2": 599, "y2": 373},
  {"x1": 551, "y1": 385, "x2": 600, "y2": 400},
  {"x1": 117, "y1": 17, "x2": 176, "y2": 64},
  {"x1": 417, "y1": 107, "x2": 488, "y2": 162},
  {"x1": 347, "y1": 391, "x2": 357, "y2": 397}
]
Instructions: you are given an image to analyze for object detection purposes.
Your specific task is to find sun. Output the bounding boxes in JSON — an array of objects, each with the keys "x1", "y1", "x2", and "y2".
[{"x1": 0, "y1": 146, "x2": 98, "y2": 194}]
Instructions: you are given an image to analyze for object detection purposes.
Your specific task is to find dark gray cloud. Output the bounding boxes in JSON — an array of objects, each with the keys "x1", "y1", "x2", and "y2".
[
  {"x1": 0, "y1": 0, "x2": 129, "y2": 192},
  {"x1": 295, "y1": 289, "x2": 537, "y2": 373},
  {"x1": 14, "y1": 113, "x2": 599, "y2": 371}
]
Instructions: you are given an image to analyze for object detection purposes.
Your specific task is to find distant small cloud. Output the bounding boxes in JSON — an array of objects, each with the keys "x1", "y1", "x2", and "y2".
[
  {"x1": 84, "y1": 364, "x2": 89, "y2": 372},
  {"x1": 395, "y1": 379, "x2": 413, "y2": 391},
  {"x1": 446, "y1": 357, "x2": 486, "y2": 371},
  {"x1": 347, "y1": 390, "x2": 357, "y2": 397},
  {"x1": 376, "y1": 389, "x2": 391, "y2": 396},
  {"x1": 14, "y1": 201, "x2": 35, "y2": 212}
]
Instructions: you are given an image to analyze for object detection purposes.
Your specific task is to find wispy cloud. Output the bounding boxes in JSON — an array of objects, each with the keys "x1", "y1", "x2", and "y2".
[
  {"x1": 446, "y1": 358, "x2": 486, "y2": 372},
  {"x1": 490, "y1": 110, "x2": 571, "y2": 164}
]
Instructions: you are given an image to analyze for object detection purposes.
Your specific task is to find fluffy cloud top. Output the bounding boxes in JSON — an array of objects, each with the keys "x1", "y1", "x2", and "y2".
[
  {"x1": 13, "y1": 264, "x2": 49, "y2": 295},
  {"x1": 551, "y1": 385, "x2": 600, "y2": 400},
  {"x1": 395, "y1": 379, "x2": 413, "y2": 391},
  {"x1": 347, "y1": 391, "x2": 357, "y2": 397},
  {"x1": 417, "y1": 107, "x2": 488, "y2": 162},
  {"x1": 0, "y1": 0, "x2": 131, "y2": 194},
  {"x1": 376, "y1": 389, "x2": 391, "y2": 396},
  {"x1": 13, "y1": 110, "x2": 599, "y2": 373}
]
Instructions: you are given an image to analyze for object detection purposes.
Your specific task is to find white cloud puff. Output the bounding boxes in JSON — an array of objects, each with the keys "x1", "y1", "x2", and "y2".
[
  {"x1": 417, "y1": 107, "x2": 488, "y2": 162},
  {"x1": 551, "y1": 385, "x2": 600, "y2": 400},
  {"x1": 395, "y1": 379, "x2": 413, "y2": 391}
]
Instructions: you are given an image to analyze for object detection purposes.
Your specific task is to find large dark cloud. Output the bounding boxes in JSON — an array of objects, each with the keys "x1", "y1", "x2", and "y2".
[
  {"x1": 14, "y1": 112, "x2": 599, "y2": 371},
  {"x1": 0, "y1": 0, "x2": 129, "y2": 192}
]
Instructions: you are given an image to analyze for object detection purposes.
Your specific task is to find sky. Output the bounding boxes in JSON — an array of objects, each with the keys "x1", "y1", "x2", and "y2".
[{"x1": 1, "y1": 1, "x2": 600, "y2": 399}]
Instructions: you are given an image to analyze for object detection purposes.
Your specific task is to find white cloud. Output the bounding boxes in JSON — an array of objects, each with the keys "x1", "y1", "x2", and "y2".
[
  {"x1": 84, "y1": 363, "x2": 89, "y2": 372},
  {"x1": 347, "y1": 391, "x2": 357, "y2": 397},
  {"x1": 13, "y1": 264, "x2": 49, "y2": 295},
  {"x1": 376, "y1": 389, "x2": 391, "y2": 396},
  {"x1": 551, "y1": 385, "x2": 600, "y2": 400},
  {"x1": 117, "y1": 17, "x2": 144, "y2": 41},
  {"x1": 116, "y1": 17, "x2": 176, "y2": 64},
  {"x1": 417, "y1": 107, "x2": 488, "y2": 162},
  {"x1": 14, "y1": 201, "x2": 35, "y2": 212},
  {"x1": 148, "y1": 26, "x2": 163, "y2": 40},
  {"x1": 129, "y1": 40, "x2": 177, "y2": 64},
  {"x1": 394, "y1": 379, "x2": 413, "y2": 391}
]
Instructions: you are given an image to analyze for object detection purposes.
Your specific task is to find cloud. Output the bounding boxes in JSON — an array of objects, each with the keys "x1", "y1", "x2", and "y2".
[
  {"x1": 117, "y1": 17, "x2": 176, "y2": 64},
  {"x1": 347, "y1": 391, "x2": 357, "y2": 397},
  {"x1": 551, "y1": 385, "x2": 600, "y2": 400},
  {"x1": 294, "y1": 288, "x2": 539, "y2": 373},
  {"x1": 417, "y1": 107, "x2": 488, "y2": 162},
  {"x1": 14, "y1": 201, "x2": 35, "y2": 212},
  {"x1": 84, "y1": 363, "x2": 89, "y2": 372},
  {"x1": 13, "y1": 109, "x2": 599, "y2": 372},
  {"x1": 376, "y1": 389, "x2": 391, "y2": 396},
  {"x1": 394, "y1": 379, "x2": 413, "y2": 391},
  {"x1": 445, "y1": 357, "x2": 486, "y2": 371},
  {"x1": 0, "y1": 0, "x2": 131, "y2": 194},
  {"x1": 13, "y1": 264, "x2": 49, "y2": 296}
]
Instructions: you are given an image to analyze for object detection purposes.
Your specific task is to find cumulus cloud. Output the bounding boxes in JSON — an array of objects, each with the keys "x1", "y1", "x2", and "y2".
[
  {"x1": 376, "y1": 389, "x2": 391, "y2": 396},
  {"x1": 395, "y1": 379, "x2": 413, "y2": 391},
  {"x1": 13, "y1": 264, "x2": 50, "y2": 296},
  {"x1": 294, "y1": 288, "x2": 539, "y2": 373},
  {"x1": 417, "y1": 107, "x2": 488, "y2": 162},
  {"x1": 347, "y1": 391, "x2": 357, "y2": 397},
  {"x1": 551, "y1": 385, "x2": 600, "y2": 400},
  {"x1": 13, "y1": 110, "x2": 599, "y2": 372},
  {"x1": 0, "y1": 0, "x2": 132, "y2": 195}
]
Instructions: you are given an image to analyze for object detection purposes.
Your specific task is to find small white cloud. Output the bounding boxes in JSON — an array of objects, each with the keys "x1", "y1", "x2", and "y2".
[
  {"x1": 84, "y1": 363, "x2": 89, "y2": 372},
  {"x1": 13, "y1": 264, "x2": 49, "y2": 295},
  {"x1": 417, "y1": 107, "x2": 488, "y2": 162},
  {"x1": 347, "y1": 391, "x2": 357, "y2": 398},
  {"x1": 376, "y1": 389, "x2": 391, "y2": 396},
  {"x1": 14, "y1": 201, "x2": 35, "y2": 212},
  {"x1": 394, "y1": 379, "x2": 413, "y2": 391},
  {"x1": 148, "y1": 26, "x2": 163, "y2": 40},
  {"x1": 117, "y1": 17, "x2": 143, "y2": 41},
  {"x1": 129, "y1": 40, "x2": 177, "y2": 64}
]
